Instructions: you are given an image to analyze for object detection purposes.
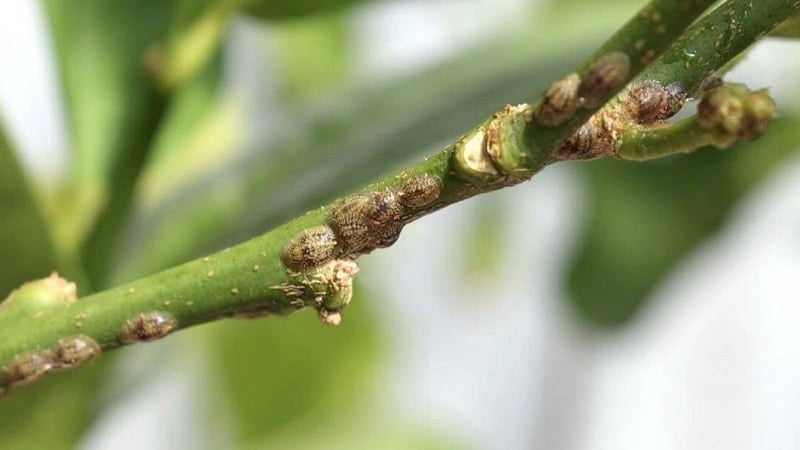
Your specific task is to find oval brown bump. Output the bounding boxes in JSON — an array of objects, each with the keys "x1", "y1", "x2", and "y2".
[
  {"x1": 579, "y1": 51, "x2": 630, "y2": 107},
  {"x1": 280, "y1": 225, "x2": 340, "y2": 271},
  {"x1": 364, "y1": 189, "x2": 403, "y2": 226},
  {"x1": 119, "y1": 311, "x2": 178, "y2": 344},
  {"x1": 536, "y1": 73, "x2": 581, "y2": 127},
  {"x1": 398, "y1": 174, "x2": 442, "y2": 208},
  {"x1": 327, "y1": 195, "x2": 373, "y2": 253},
  {"x1": 3, "y1": 351, "x2": 51, "y2": 387},
  {"x1": 51, "y1": 335, "x2": 101, "y2": 369},
  {"x1": 622, "y1": 80, "x2": 686, "y2": 124}
]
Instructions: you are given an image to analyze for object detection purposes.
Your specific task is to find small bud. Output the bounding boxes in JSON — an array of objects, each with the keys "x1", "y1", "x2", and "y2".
[
  {"x1": 1, "y1": 273, "x2": 77, "y2": 316},
  {"x1": 698, "y1": 84, "x2": 776, "y2": 145}
]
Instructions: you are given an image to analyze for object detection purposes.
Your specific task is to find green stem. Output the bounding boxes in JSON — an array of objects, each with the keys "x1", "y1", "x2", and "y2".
[
  {"x1": 633, "y1": 0, "x2": 799, "y2": 95},
  {"x1": 525, "y1": 0, "x2": 717, "y2": 153},
  {"x1": 617, "y1": 117, "x2": 730, "y2": 161},
  {"x1": 1, "y1": 0, "x2": 795, "y2": 393},
  {"x1": 570, "y1": 0, "x2": 795, "y2": 162}
]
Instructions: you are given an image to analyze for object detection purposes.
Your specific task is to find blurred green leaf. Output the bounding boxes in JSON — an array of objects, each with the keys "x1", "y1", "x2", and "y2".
[
  {"x1": 134, "y1": 53, "x2": 230, "y2": 208},
  {"x1": 0, "y1": 121, "x2": 59, "y2": 296},
  {"x1": 43, "y1": 0, "x2": 172, "y2": 286},
  {"x1": 567, "y1": 116, "x2": 800, "y2": 327},
  {"x1": 247, "y1": 417, "x2": 468, "y2": 450},
  {"x1": 458, "y1": 196, "x2": 512, "y2": 283},
  {"x1": 0, "y1": 361, "x2": 109, "y2": 450},
  {"x1": 159, "y1": 1, "x2": 233, "y2": 89},
  {"x1": 209, "y1": 287, "x2": 380, "y2": 445},
  {"x1": 238, "y1": 0, "x2": 374, "y2": 20},
  {"x1": 271, "y1": 12, "x2": 351, "y2": 100}
]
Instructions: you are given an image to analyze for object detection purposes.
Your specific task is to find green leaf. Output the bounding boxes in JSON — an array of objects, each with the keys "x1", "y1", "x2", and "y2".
[
  {"x1": 110, "y1": 54, "x2": 237, "y2": 284},
  {"x1": 238, "y1": 0, "x2": 373, "y2": 20},
  {"x1": 42, "y1": 0, "x2": 174, "y2": 288},
  {"x1": 42, "y1": 0, "x2": 170, "y2": 251},
  {"x1": 0, "y1": 361, "x2": 110, "y2": 450},
  {"x1": 270, "y1": 12, "x2": 351, "y2": 100},
  {"x1": 0, "y1": 120, "x2": 59, "y2": 296},
  {"x1": 566, "y1": 116, "x2": 800, "y2": 327},
  {"x1": 208, "y1": 287, "x2": 381, "y2": 445},
  {"x1": 158, "y1": 1, "x2": 233, "y2": 89},
  {"x1": 43, "y1": 0, "x2": 232, "y2": 287}
]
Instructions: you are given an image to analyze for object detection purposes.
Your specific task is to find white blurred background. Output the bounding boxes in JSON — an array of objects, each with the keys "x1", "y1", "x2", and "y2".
[{"x1": 1, "y1": 1, "x2": 799, "y2": 449}]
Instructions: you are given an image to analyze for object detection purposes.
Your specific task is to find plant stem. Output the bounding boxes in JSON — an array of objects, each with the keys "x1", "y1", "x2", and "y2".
[
  {"x1": 631, "y1": 0, "x2": 800, "y2": 95},
  {"x1": 1, "y1": 0, "x2": 795, "y2": 393},
  {"x1": 525, "y1": 0, "x2": 717, "y2": 153}
]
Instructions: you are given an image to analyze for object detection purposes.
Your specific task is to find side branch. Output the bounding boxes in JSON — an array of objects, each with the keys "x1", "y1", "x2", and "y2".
[{"x1": 525, "y1": 0, "x2": 717, "y2": 153}]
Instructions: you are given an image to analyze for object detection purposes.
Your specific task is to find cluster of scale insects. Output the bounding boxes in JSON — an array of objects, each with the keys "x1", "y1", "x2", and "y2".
[
  {"x1": 1, "y1": 311, "x2": 176, "y2": 394},
  {"x1": 535, "y1": 51, "x2": 689, "y2": 160},
  {"x1": 279, "y1": 174, "x2": 442, "y2": 324}
]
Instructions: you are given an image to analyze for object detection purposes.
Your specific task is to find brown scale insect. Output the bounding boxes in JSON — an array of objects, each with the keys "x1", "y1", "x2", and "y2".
[
  {"x1": 362, "y1": 190, "x2": 403, "y2": 250},
  {"x1": 119, "y1": 311, "x2": 178, "y2": 344},
  {"x1": 371, "y1": 221, "x2": 404, "y2": 248},
  {"x1": 554, "y1": 115, "x2": 617, "y2": 161},
  {"x1": 3, "y1": 351, "x2": 52, "y2": 387},
  {"x1": 536, "y1": 73, "x2": 581, "y2": 127},
  {"x1": 363, "y1": 189, "x2": 403, "y2": 226},
  {"x1": 326, "y1": 194, "x2": 373, "y2": 253},
  {"x1": 579, "y1": 51, "x2": 630, "y2": 108},
  {"x1": 51, "y1": 335, "x2": 101, "y2": 370},
  {"x1": 621, "y1": 80, "x2": 686, "y2": 124},
  {"x1": 327, "y1": 191, "x2": 403, "y2": 254},
  {"x1": 280, "y1": 225, "x2": 340, "y2": 271},
  {"x1": 398, "y1": 174, "x2": 442, "y2": 208}
]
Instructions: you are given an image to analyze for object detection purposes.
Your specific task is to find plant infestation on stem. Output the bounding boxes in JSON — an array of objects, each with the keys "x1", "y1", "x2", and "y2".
[{"x1": 0, "y1": 0, "x2": 796, "y2": 396}]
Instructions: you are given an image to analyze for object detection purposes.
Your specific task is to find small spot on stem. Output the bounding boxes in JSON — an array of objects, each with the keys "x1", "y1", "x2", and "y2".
[
  {"x1": 2, "y1": 351, "x2": 52, "y2": 388},
  {"x1": 281, "y1": 226, "x2": 340, "y2": 271},
  {"x1": 119, "y1": 311, "x2": 178, "y2": 344},
  {"x1": 536, "y1": 73, "x2": 581, "y2": 127},
  {"x1": 580, "y1": 52, "x2": 630, "y2": 108},
  {"x1": 621, "y1": 80, "x2": 686, "y2": 124},
  {"x1": 51, "y1": 335, "x2": 101, "y2": 370}
]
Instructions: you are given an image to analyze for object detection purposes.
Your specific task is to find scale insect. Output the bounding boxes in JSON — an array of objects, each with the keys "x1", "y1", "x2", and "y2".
[
  {"x1": 281, "y1": 225, "x2": 340, "y2": 271},
  {"x1": 398, "y1": 174, "x2": 442, "y2": 208},
  {"x1": 51, "y1": 335, "x2": 101, "y2": 370},
  {"x1": 119, "y1": 311, "x2": 178, "y2": 344}
]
